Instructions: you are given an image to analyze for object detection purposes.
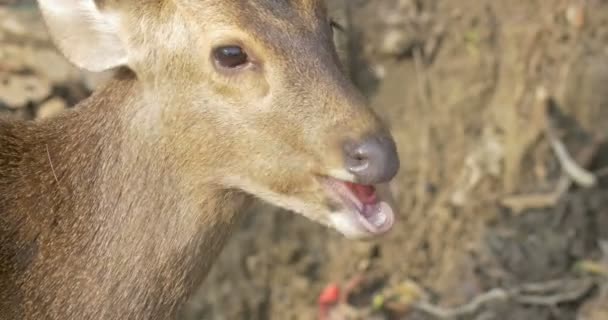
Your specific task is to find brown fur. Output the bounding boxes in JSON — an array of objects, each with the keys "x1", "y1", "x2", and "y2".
[
  {"x1": 1, "y1": 70, "x2": 250, "y2": 319},
  {"x1": 0, "y1": 1, "x2": 395, "y2": 319}
]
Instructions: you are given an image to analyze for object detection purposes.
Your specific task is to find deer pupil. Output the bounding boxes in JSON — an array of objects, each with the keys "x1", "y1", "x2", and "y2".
[{"x1": 215, "y1": 46, "x2": 248, "y2": 68}]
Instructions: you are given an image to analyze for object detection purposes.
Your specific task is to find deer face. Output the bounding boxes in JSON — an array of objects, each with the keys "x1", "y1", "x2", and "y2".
[{"x1": 38, "y1": 0, "x2": 400, "y2": 239}]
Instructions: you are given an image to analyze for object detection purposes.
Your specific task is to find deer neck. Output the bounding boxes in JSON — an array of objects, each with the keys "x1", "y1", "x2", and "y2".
[{"x1": 10, "y1": 70, "x2": 250, "y2": 318}]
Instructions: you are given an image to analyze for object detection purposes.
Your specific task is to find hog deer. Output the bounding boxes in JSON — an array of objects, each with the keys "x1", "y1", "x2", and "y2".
[{"x1": 0, "y1": 0, "x2": 400, "y2": 319}]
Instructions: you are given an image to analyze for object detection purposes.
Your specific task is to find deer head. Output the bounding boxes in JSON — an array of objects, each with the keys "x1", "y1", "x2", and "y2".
[{"x1": 37, "y1": 0, "x2": 400, "y2": 239}]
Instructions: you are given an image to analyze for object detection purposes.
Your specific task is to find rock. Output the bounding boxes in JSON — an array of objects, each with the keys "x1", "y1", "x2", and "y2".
[
  {"x1": 566, "y1": 3, "x2": 585, "y2": 29},
  {"x1": 371, "y1": 64, "x2": 387, "y2": 79},
  {"x1": 245, "y1": 254, "x2": 261, "y2": 274},
  {"x1": 37, "y1": 97, "x2": 67, "y2": 119},
  {"x1": 379, "y1": 28, "x2": 420, "y2": 57},
  {"x1": 0, "y1": 73, "x2": 51, "y2": 109},
  {"x1": 356, "y1": 259, "x2": 371, "y2": 272}
]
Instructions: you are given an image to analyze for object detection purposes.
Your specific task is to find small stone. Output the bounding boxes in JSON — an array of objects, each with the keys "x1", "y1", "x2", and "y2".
[
  {"x1": 379, "y1": 28, "x2": 419, "y2": 57},
  {"x1": 245, "y1": 255, "x2": 260, "y2": 274},
  {"x1": 0, "y1": 74, "x2": 52, "y2": 109},
  {"x1": 372, "y1": 64, "x2": 387, "y2": 79},
  {"x1": 357, "y1": 259, "x2": 371, "y2": 271},
  {"x1": 566, "y1": 3, "x2": 585, "y2": 29},
  {"x1": 37, "y1": 98, "x2": 67, "y2": 119},
  {"x1": 0, "y1": 77, "x2": 27, "y2": 108}
]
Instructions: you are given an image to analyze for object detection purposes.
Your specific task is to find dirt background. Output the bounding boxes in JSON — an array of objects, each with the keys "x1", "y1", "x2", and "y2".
[{"x1": 1, "y1": 1, "x2": 608, "y2": 319}]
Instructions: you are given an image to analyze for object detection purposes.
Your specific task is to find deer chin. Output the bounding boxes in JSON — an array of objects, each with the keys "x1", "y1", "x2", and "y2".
[
  {"x1": 222, "y1": 175, "x2": 394, "y2": 239},
  {"x1": 319, "y1": 176, "x2": 395, "y2": 239}
]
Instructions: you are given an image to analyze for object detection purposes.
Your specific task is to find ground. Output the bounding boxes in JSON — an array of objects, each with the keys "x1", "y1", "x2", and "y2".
[{"x1": 1, "y1": 1, "x2": 607, "y2": 319}]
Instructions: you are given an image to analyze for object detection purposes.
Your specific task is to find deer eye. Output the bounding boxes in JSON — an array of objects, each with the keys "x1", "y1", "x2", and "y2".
[{"x1": 213, "y1": 46, "x2": 249, "y2": 69}]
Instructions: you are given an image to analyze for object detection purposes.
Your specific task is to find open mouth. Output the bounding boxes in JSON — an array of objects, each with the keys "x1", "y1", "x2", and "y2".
[{"x1": 320, "y1": 177, "x2": 395, "y2": 236}]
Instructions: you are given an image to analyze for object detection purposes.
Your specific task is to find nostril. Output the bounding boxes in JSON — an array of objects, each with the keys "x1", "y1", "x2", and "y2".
[
  {"x1": 343, "y1": 136, "x2": 400, "y2": 185},
  {"x1": 346, "y1": 154, "x2": 368, "y2": 171},
  {"x1": 353, "y1": 151, "x2": 367, "y2": 163}
]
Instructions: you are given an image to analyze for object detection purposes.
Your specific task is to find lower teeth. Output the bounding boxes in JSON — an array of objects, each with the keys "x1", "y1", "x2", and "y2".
[{"x1": 370, "y1": 212, "x2": 387, "y2": 227}]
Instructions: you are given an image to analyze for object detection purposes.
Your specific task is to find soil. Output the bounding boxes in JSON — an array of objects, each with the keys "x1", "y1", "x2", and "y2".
[{"x1": 1, "y1": 1, "x2": 608, "y2": 320}]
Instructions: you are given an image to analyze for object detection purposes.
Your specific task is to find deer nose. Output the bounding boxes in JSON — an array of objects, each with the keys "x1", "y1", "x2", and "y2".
[{"x1": 344, "y1": 135, "x2": 400, "y2": 185}]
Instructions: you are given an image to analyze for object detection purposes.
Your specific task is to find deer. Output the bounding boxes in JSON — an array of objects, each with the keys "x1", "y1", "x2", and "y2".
[{"x1": 0, "y1": 0, "x2": 400, "y2": 319}]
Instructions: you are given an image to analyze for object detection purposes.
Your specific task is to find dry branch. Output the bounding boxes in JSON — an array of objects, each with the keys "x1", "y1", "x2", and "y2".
[
  {"x1": 412, "y1": 278, "x2": 594, "y2": 319},
  {"x1": 545, "y1": 121, "x2": 597, "y2": 188},
  {"x1": 499, "y1": 92, "x2": 604, "y2": 214}
]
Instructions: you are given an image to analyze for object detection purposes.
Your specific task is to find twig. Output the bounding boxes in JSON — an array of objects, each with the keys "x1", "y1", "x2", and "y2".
[
  {"x1": 412, "y1": 278, "x2": 594, "y2": 319},
  {"x1": 516, "y1": 278, "x2": 573, "y2": 293},
  {"x1": 414, "y1": 289, "x2": 508, "y2": 319},
  {"x1": 499, "y1": 176, "x2": 569, "y2": 214},
  {"x1": 513, "y1": 289, "x2": 587, "y2": 306},
  {"x1": 500, "y1": 101, "x2": 604, "y2": 214},
  {"x1": 513, "y1": 279, "x2": 594, "y2": 306},
  {"x1": 543, "y1": 111, "x2": 597, "y2": 188},
  {"x1": 341, "y1": 273, "x2": 365, "y2": 304}
]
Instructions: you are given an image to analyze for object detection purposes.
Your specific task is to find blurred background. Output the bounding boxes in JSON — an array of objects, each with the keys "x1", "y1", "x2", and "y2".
[{"x1": 1, "y1": 0, "x2": 608, "y2": 319}]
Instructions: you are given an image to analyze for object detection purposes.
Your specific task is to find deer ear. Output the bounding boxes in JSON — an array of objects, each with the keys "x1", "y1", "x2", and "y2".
[{"x1": 37, "y1": 0, "x2": 128, "y2": 72}]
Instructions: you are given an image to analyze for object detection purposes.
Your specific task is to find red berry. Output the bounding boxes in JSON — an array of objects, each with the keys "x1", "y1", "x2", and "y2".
[{"x1": 318, "y1": 283, "x2": 340, "y2": 305}]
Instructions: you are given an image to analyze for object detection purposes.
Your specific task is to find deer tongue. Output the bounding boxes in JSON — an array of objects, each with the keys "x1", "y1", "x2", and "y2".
[
  {"x1": 323, "y1": 178, "x2": 394, "y2": 234},
  {"x1": 344, "y1": 182, "x2": 378, "y2": 205}
]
